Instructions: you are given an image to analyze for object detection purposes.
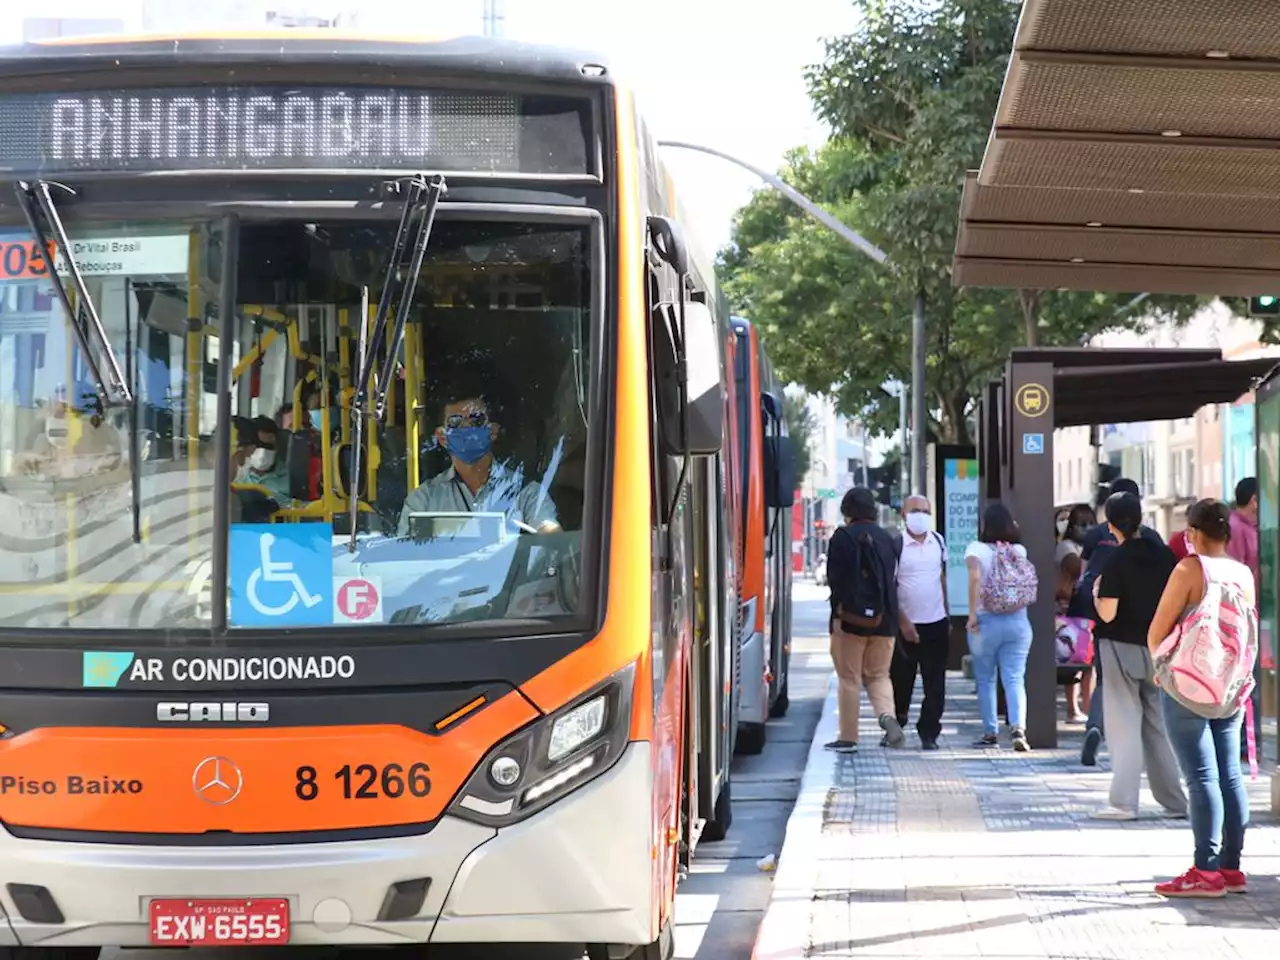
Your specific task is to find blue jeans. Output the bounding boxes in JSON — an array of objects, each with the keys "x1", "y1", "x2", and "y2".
[
  {"x1": 1161, "y1": 694, "x2": 1249, "y2": 872},
  {"x1": 1086, "y1": 640, "x2": 1104, "y2": 733},
  {"x1": 971, "y1": 610, "x2": 1033, "y2": 734}
]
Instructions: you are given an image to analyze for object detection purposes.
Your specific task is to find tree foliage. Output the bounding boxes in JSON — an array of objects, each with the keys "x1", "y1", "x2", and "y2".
[
  {"x1": 719, "y1": 0, "x2": 1205, "y2": 444},
  {"x1": 782, "y1": 392, "x2": 815, "y2": 483}
]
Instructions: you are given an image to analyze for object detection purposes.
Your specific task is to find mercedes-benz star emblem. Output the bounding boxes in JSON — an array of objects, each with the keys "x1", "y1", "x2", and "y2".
[{"x1": 192, "y1": 756, "x2": 243, "y2": 805}]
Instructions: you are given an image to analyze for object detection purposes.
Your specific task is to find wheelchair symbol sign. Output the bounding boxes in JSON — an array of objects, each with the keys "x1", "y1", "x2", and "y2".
[
  {"x1": 1022, "y1": 433, "x2": 1045, "y2": 455},
  {"x1": 229, "y1": 524, "x2": 334, "y2": 627}
]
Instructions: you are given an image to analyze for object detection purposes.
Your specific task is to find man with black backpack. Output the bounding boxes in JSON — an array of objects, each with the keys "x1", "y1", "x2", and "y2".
[
  {"x1": 889, "y1": 495, "x2": 950, "y2": 750},
  {"x1": 824, "y1": 487, "x2": 906, "y2": 754}
]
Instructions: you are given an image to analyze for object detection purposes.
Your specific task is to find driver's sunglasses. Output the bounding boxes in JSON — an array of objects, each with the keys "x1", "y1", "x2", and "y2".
[{"x1": 445, "y1": 411, "x2": 489, "y2": 429}]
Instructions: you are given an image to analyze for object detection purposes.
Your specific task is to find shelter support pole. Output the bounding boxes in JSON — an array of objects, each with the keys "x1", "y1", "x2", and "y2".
[
  {"x1": 898, "y1": 383, "x2": 909, "y2": 498},
  {"x1": 911, "y1": 291, "x2": 927, "y2": 495},
  {"x1": 1005, "y1": 361, "x2": 1057, "y2": 749}
]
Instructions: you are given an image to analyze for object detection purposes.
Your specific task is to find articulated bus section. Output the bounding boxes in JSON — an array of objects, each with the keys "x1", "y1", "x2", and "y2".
[
  {"x1": 0, "y1": 33, "x2": 767, "y2": 960},
  {"x1": 730, "y1": 317, "x2": 795, "y2": 756}
]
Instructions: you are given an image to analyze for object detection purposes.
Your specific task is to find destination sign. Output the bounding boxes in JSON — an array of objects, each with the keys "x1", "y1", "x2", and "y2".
[{"x1": 0, "y1": 86, "x2": 591, "y2": 176}]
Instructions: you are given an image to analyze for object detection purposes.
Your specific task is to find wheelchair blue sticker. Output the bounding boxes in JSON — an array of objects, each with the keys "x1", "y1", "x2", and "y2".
[
  {"x1": 229, "y1": 524, "x2": 334, "y2": 627},
  {"x1": 1022, "y1": 432, "x2": 1045, "y2": 455}
]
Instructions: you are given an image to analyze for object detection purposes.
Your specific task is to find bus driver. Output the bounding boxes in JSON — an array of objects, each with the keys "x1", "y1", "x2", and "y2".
[{"x1": 395, "y1": 394, "x2": 561, "y2": 537}]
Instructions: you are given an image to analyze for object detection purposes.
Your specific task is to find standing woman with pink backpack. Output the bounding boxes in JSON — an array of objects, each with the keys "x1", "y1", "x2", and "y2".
[
  {"x1": 1147, "y1": 499, "x2": 1259, "y2": 898},
  {"x1": 965, "y1": 503, "x2": 1038, "y2": 752}
]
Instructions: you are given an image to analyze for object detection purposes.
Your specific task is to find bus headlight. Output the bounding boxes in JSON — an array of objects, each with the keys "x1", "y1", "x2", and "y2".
[{"x1": 448, "y1": 660, "x2": 636, "y2": 827}]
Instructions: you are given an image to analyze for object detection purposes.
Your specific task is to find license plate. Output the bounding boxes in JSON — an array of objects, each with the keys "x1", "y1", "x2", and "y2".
[{"x1": 149, "y1": 898, "x2": 290, "y2": 946}]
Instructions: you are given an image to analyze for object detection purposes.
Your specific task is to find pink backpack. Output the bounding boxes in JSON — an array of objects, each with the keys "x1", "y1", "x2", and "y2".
[
  {"x1": 1153, "y1": 555, "x2": 1257, "y2": 725},
  {"x1": 979, "y1": 542, "x2": 1038, "y2": 614}
]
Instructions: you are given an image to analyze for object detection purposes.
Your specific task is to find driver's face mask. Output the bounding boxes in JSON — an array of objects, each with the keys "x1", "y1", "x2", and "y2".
[{"x1": 444, "y1": 409, "x2": 492, "y2": 465}]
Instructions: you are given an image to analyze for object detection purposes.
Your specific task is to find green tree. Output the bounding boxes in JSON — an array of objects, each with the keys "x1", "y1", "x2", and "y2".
[
  {"x1": 719, "y1": 0, "x2": 1204, "y2": 444},
  {"x1": 782, "y1": 392, "x2": 814, "y2": 483}
]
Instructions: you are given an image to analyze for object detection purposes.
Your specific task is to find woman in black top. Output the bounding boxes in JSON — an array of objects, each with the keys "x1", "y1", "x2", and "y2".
[{"x1": 1089, "y1": 492, "x2": 1188, "y2": 820}]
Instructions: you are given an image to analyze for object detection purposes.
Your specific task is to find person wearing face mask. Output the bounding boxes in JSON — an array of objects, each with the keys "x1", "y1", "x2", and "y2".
[
  {"x1": 395, "y1": 394, "x2": 561, "y2": 538},
  {"x1": 232, "y1": 416, "x2": 291, "y2": 508},
  {"x1": 1056, "y1": 503, "x2": 1096, "y2": 563},
  {"x1": 889, "y1": 495, "x2": 950, "y2": 750}
]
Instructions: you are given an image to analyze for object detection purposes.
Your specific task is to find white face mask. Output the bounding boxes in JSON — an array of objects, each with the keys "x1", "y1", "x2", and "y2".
[
  {"x1": 248, "y1": 447, "x2": 275, "y2": 472},
  {"x1": 1057, "y1": 519, "x2": 1069, "y2": 536},
  {"x1": 905, "y1": 512, "x2": 932, "y2": 536}
]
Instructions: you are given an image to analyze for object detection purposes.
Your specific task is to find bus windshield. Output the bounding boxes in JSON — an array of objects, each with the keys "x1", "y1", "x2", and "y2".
[{"x1": 0, "y1": 216, "x2": 594, "y2": 633}]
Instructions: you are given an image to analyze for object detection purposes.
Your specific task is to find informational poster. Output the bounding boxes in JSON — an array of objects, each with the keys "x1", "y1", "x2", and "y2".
[{"x1": 943, "y1": 458, "x2": 980, "y2": 615}]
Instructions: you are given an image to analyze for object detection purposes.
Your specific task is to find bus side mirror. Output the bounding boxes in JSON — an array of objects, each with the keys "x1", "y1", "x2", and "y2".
[
  {"x1": 762, "y1": 395, "x2": 796, "y2": 507},
  {"x1": 764, "y1": 435, "x2": 796, "y2": 508},
  {"x1": 653, "y1": 300, "x2": 724, "y2": 457},
  {"x1": 681, "y1": 300, "x2": 724, "y2": 455},
  {"x1": 647, "y1": 216, "x2": 688, "y2": 276}
]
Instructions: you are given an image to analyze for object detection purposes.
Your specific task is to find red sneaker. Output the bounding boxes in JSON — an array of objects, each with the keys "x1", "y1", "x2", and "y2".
[
  {"x1": 1221, "y1": 869, "x2": 1247, "y2": 894},
  {"x1": 1155, "y1": 868, "x2": 1227, "y2": 899}
]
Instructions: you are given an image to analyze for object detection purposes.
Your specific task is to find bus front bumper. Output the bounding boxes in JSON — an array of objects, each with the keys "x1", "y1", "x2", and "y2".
[{"x1": 0, "y1": 742, "x2": 653, "y2": 948}]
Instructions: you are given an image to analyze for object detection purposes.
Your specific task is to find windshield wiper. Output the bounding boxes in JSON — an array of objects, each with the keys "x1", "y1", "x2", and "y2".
[
  {"x1": 14, "y1": 181, "x2": 134, "y2": 411},
  {"x1": 348, "y1": 173, "x2": 447, "y2": 549}
]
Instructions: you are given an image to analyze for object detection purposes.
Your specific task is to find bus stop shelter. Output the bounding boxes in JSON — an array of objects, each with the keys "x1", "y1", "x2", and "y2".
[
  {"x1": 952, "y1": 0, "x2": 1280, "y2": 749},
  {"x1": 979, "y1": 349, "x2": 1273, "y2": 749}
]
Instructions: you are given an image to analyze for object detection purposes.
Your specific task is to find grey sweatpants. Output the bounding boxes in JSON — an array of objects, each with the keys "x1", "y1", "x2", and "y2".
[{"x1": 1098, "y1": 638, "x2": 1187, "y2": 814}]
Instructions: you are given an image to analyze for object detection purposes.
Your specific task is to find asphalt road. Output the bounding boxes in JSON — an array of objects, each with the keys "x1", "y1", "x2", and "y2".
[
  {"x1": 671, "y1": 578, "x2": 829, "y2": 960},
  {"x1": 102, "y1": 579, "x2": 830, "y2": 960}
]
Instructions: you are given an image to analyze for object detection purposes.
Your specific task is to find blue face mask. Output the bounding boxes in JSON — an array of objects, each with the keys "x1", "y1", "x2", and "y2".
[{"x1": 446, "y1": 425, "x2": 492, "y2": 464}]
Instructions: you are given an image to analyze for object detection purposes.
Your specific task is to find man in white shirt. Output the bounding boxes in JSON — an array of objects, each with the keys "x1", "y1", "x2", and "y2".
[{"x1": 890, "y1": 494, "x2": 950, "y2": 750}]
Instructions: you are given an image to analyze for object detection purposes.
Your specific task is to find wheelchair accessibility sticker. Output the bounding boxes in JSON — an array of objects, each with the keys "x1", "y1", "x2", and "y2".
[{"x1": 229, "y1": 524, "x2": 334, "y2": 627}]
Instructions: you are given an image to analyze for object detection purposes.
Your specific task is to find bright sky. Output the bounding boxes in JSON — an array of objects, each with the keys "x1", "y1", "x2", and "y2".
[{"x1": 0, "y1": 0, "x2": 859, "y2": 254}]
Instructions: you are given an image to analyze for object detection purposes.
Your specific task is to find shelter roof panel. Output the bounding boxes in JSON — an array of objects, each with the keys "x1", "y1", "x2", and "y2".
[
  {"x1": 983, "y1": 139, "x2": 1280, "y2": 195},
  {"x1": 1000, "y1": 55, "x2": 1280, "y2": 140},
  {"x1": 960, "y1": 174, "x2": 1280, "y2": 233},
  {"x1": 954, "y1": 1, "x2": 1280, "y2": 294},
  {"x1": 1019, "y1": 0, "x2": 1280, "y2": 60},
  {"x1": 1050, "y1": 356, "x2": 1273, "y2": 428},
  {"x1": 1010, "y1": 348, "x2": 1222, "y2": 368},
  {"x1": 952, "y1": 259, "x2": 1280, "y2": 298},
  {"x1": 959, "y1": 223, "x2": 1280, "y2": 271}
]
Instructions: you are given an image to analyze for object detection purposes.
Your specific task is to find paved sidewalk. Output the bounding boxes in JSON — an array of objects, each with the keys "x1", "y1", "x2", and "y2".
[{"x1": 753, "y1": 673, "x2": 1280, "y2": 960}]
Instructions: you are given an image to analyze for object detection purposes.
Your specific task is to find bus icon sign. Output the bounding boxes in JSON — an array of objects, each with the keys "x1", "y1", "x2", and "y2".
[{"x1": 334, "y1": 577, "x2": 383, "y2": 624}]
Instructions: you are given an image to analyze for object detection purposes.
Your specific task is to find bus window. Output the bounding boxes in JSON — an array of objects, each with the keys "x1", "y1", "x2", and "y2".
[
  {"x1": 227, "y1": 219, "x2": 593, "y2": 629},
  {"x1": 0, "y1": 221, "x2": 227, "y2": 630}
]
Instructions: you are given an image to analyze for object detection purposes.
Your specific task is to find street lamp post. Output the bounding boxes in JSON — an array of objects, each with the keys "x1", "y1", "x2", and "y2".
[
  {"x1": 657, "y1": 141, "x2": 888, "y2": 265},
  {"x1": 659, "y1": 141, "x2": 934, "y2": 491}
]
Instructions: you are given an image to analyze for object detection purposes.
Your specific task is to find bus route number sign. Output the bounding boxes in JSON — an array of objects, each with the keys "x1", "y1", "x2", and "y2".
[{"x1": 0, "y1": 240, "x2": 53, "y2": 281}]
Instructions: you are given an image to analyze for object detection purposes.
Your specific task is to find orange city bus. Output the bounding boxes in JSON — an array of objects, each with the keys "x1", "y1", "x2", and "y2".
[
  {"x1": 0, "y1": 34, "x2": 745, "y2": 960},
  {"x1": 729, "y1": 317, "x2": 795, "y2": 755}
]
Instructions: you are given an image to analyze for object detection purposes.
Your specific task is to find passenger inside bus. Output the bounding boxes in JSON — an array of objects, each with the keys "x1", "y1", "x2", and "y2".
[
  {"x1": 395, "y1": 393, "x2": 561, "y2": 538},
  {"x1": 232, "y1": 415, "x2": 290, "y2": 504}
]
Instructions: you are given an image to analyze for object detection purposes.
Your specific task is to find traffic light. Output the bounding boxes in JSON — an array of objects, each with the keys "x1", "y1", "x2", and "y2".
[{"x1": 1249, "y1": 295, "x2": 1280, "y2": 317}]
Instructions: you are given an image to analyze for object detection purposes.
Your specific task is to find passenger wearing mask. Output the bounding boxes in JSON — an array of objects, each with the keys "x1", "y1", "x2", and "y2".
[
  {"x1": 1089, "y1": 491, "x2": 1187, "y2": 820},
  {"x1": 1227, "y1": 477, "x2": 1262, "y2": 760},
  {"x1": 1148, "y1": 499, "x2": 1257, "y2": 898},
  {"x1": 890, "y1": 495, "x2": 950, "y2": 751},
  {"x1": 1077, "y1": 478, "x2": 1164, "y2": 766},
  {"x1": 232, "y1": 416, "x2": 291, "y2": 505},
  {"x1": 1056, "y1": 503, "x2": 1095, "y2": 563},
  {"x1": 396, "y1": 395, "x2": 560, "y2": 537},
  {"x1": 965, "y1": 503, "x2": 1037, "y2": 752},
  {"x1": 824, "y1": 487, "x2": 905, "y2": 754}
]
